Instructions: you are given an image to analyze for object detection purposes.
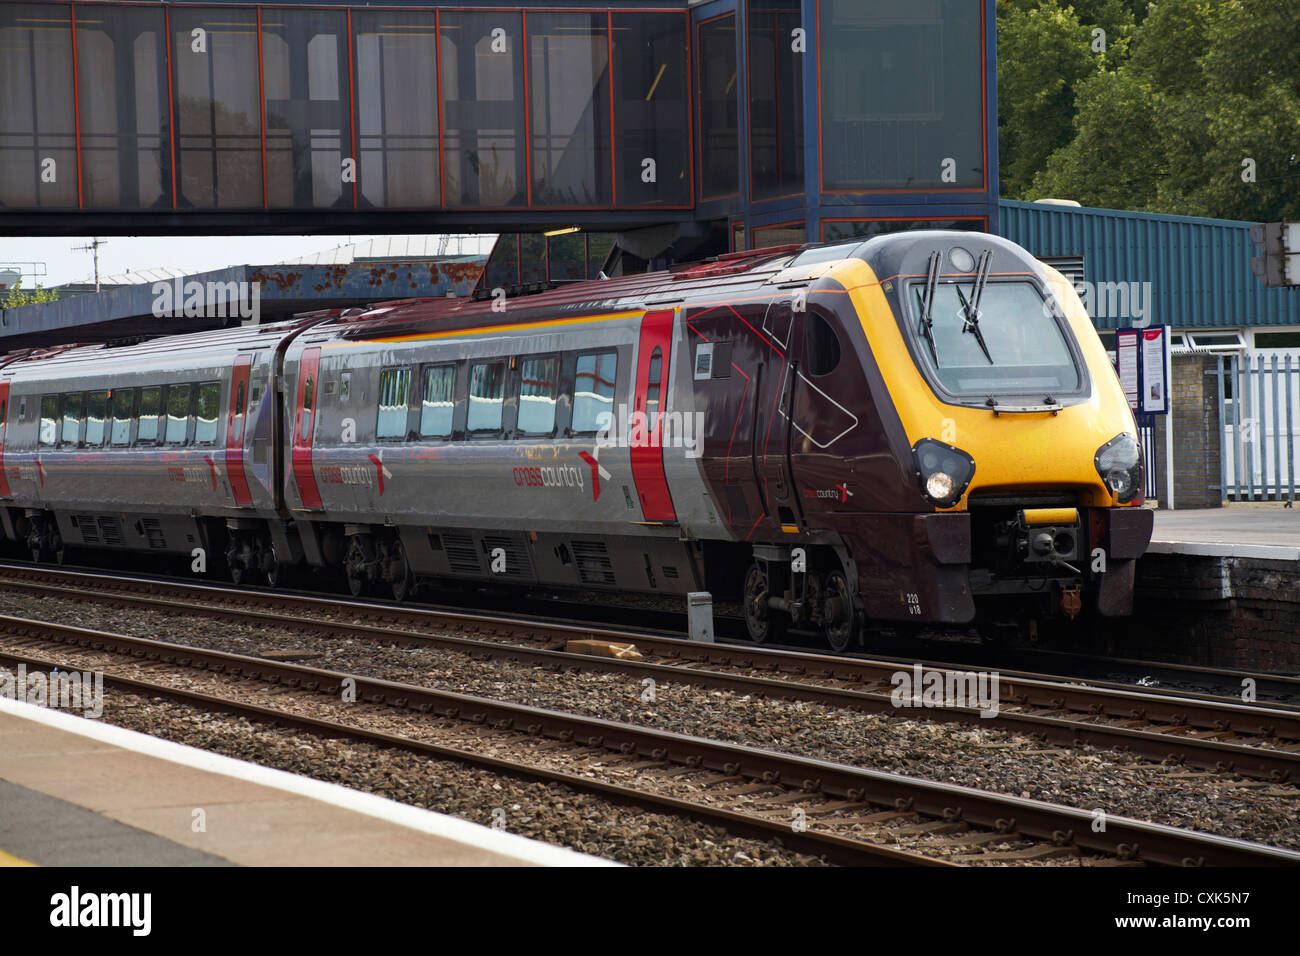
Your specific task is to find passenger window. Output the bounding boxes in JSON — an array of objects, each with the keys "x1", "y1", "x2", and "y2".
[
  {"x1": 468, "y1": 362, "x2": 505, "y2": 433},
  {"x1": 300, "y1": 376, "x2": 314, "y2": 442},
  {"x1": 517, "y1": 356, "x2": 558, "y2": 435},
  {"x1": 645, "y1": 348, "x2": 663, "y2": 421},
  {"x1": 377, "y1": 368, "x2": 411, "y2": 439},
  {"x1": 60, "y1": 393, "x2": 83, "y2": 445},
  {"x1": 39, "y1": 395, "x2": 57, "y2": 446},
  {"x1": 137, "y1": 387, "x2": 161, "y2": 443},
  {"x1": 234, "y1": 382, "x2": 246, "y2": 443},
  {"x1": 110, "y1": 389, "x2": 135, "y2": 446},
  {"x1": 196, "y1": 382, "x2": 221, "y2": 444},
  {"x1": 805, "y1": 312, "x2": 842, "y2": 376},
  {"x1": 165, "y1": 384, "x2": 193, "y2": 444},
  {"x1": 573, "y1": 351, "x2": 617, "y2": 433},
  {"x1": 85, "y1": 391, "x2": 108, "y2": 446},
  {"x1": 420, "y1": 365, "x2": 455, "y2": 438}
]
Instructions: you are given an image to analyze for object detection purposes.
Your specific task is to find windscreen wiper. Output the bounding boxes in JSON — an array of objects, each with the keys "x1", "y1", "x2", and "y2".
[
  {"x1": 917, "y1": 250, "x2": 941, "y2": 365},
  {"x1": 955, "y1": 280, "x2": 994, "y2": 365}
]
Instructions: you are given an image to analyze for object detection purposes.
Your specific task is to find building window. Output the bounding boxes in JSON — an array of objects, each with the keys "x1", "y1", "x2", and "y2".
[
  {"x1": 752, "y1": 223, "x2": 806, "y2": 249},
  {"x1": 613, "y1": 12, "x2": 689, "y2": 206},
  {"x1": 170, "y1": 8, "x2": 263, "y2": 208},
  {"x1": 75, "y1": 6, "x2": 170, "y2": 209},
  {"x1": 748, "y1": 1, "x2": 804, "y2": 200},
  {"x1": 0, "y1": 5, "x2": 77, "y2": 208},
  {"x1": 353, "y1": 11, "x2": 441, "y2": 209},
  {"x1": 441, "y1": 11, "x2": 526, "y2": 207},
  {"x1": 818, "y1": 0, "x2": 984, "y2": 191},
  {"x1": 821, "y1": 218, "x2": 985, "y2": 242},
  {"x1": 528, "y1": 13, "x2": 612, "y2": 207},
  {"x1": 697, "y1": 15, "x2": 738, "y2": 199},
  {"x1": 262, "y1": 10, "x2": 352, "y2": 209}
]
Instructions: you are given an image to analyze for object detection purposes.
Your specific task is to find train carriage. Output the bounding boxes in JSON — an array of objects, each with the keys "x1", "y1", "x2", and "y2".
[{"x1": 0, "y1": 231, "x2": 1154, "y2": 651}]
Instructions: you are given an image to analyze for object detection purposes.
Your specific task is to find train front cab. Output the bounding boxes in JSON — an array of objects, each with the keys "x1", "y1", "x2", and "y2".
[{"x1": 818, "y1": 233, "x2": 1155, "y2": 640}]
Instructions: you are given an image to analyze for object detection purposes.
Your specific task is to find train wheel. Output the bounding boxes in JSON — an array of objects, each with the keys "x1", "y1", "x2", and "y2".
[
  {"x1": 822, "y1": 571, "x2": 858, "y2": 653},
  {"x1": 389, "y1": 540, "x2": 415, "y2": 603},
  {"x1": 344, "y1": 538, "x2": 370, "y2": 597},
  {"x1": 263, "y1": 542, "x2": 289, "y2": 589},
  {"x1": 743, "y1": 562, "x2": 787, "y2": 644}
]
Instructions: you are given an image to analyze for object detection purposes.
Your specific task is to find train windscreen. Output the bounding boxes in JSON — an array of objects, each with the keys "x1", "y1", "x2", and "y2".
[{"x1": 907, "y1": 279, "x2": 1082, "y2": 397}]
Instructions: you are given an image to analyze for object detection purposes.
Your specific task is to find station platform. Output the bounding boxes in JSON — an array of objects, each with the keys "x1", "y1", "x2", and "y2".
[
  {"x1": 1150, "y1": 502, "x2": 1300, "y2": 559},
  {"x1": 0, "y1": 698, "x2": 612, "y2": 867}
]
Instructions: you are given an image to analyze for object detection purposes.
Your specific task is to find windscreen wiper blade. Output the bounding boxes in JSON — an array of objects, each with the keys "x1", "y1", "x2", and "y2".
[
  {"x1": 955, "y1": 285, "x2": 994, "y2": 365},
  {"x1": 968, "y1": 249, "x2": 992, "y2": 316},
  {"x1": 917, "y1": 251, "x2": 941, "y2": 366}
]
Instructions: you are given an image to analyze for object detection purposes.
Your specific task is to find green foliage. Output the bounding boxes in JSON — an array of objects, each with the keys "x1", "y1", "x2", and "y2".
[
  {"x1": 0, "y1": 276, "x2": 58, "y2": 308},
  {"x1": 1013, "y1": 0, "x2": 1300, "y2": 221},
  {"x1": 997, "y1": 0, "x2": 1141, "y2": 198}
]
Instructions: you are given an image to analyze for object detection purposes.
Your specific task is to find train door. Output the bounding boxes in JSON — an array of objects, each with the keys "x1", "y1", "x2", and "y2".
[
  {"x1": 226, "y1": 356, "x2": 253, "y2": 507},
  {"x1": 0, "y1": 381, "x2": 9, "y2": 498},
  {"x1": 630, "y1": 310, "x2": 677, "y2": 521},
  {"x1": 292, "y1": 347, "x2": 323, "y2": 510},
  {"x1": 752, "y1": 298, "x2": 805, "y2": 528}
]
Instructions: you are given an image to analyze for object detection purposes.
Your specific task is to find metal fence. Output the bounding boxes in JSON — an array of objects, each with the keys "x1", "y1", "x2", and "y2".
[
  {"x1": 1217, "y1": 352, "x2": 1300, "y2": 501},
  {"x1": 1138, "y1": 417, "x2": 1160, "y2": 501}
]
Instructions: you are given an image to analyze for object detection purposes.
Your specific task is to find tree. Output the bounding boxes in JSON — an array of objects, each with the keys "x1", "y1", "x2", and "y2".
[
  {"x1": 1029, "y1": 0, "x2": 1300, "y2": 221},
  {"x1": 0, "y1": 276, "x2": 58, "y2": 308},
  {"x1": 997, "y1": 0, "x2": 1142, "y2": 199}
]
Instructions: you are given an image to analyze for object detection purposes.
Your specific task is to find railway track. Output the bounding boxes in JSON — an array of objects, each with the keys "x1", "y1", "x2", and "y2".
[
  {"x1": 2, "y1": 615, "x2": 1297, "y2": 867},
  {"x1": 2, "y1": 564, "x2": 1299, "y2": 783}
]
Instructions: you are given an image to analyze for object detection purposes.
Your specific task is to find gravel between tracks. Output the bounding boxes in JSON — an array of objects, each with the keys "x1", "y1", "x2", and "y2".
[{"x1": 3, "y1": 588, "x2": 1299, "y2": 853}]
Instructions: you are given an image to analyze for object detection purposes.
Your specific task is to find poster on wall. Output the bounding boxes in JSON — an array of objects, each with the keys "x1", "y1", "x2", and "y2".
[
  {"x1": 1114, "y1": 325, "x2": 1168, "y2": 415},
  {"x1": 1141, "y1": 327, "x2": 1169, "y2": 414},
  {"x1": 1116, "y1": 329, "x2": 1140, "y2": 412}
]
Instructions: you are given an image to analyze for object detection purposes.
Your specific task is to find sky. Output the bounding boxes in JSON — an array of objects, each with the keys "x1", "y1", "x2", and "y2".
[{"x1": 0, "y1": 234, "x2": 497, "y2": 288}]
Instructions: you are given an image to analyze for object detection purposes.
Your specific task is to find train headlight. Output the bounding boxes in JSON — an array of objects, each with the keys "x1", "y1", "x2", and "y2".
[
  {"x1": 913, "y1": 439, "x2": 976, "y2": 507},
  {"x1": 1094, "y1": 433, "x2": 1142, "y2": 503}
]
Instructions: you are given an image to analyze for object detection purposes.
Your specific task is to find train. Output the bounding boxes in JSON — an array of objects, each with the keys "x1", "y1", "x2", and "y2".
[{"x1": 0, "y1": 231, "x2": 1153, "y2": 650}]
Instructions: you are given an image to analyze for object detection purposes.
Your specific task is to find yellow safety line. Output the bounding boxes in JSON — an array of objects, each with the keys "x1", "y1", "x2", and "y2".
[{"x1": 0, "y1": 848, "x2": 37, "y2": 867}]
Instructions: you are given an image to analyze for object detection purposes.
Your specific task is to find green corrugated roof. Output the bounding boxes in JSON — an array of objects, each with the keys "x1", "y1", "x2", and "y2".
[{"x1": 999, "y1": 199, "x2": 1300, "y2": 330}]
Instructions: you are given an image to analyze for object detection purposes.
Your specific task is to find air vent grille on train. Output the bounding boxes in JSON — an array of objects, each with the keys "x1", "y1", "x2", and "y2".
[
  {"x1": 572, "y1": 540, "x2": 616, "y2": 586},
  {"x1": 97, "y1": 516, "x2": 123, "y2": 547},
  {"x1": 482, "y1": 535, "x2": 532, "y2": 578},
  {"x1": 441, "y1": 533, "x2": 481, "y2": 574},
  {"x1": 73, "y1": 515, "x2": 98, "y2": 546}
]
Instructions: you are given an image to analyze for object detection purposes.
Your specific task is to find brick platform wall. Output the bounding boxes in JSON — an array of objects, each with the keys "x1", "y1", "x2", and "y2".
[
  {"x1": 1051, "y1": 553, "x2": 1300, "y2": 670},
  {"x1": 1150, "y1": 354, "x2": 1222, "y2": 509}
]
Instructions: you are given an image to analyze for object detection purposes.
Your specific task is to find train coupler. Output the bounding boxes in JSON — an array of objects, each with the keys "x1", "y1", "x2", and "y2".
[{"x1": 1058, "y1": 585, "x2": 1082, "y2": 621}]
